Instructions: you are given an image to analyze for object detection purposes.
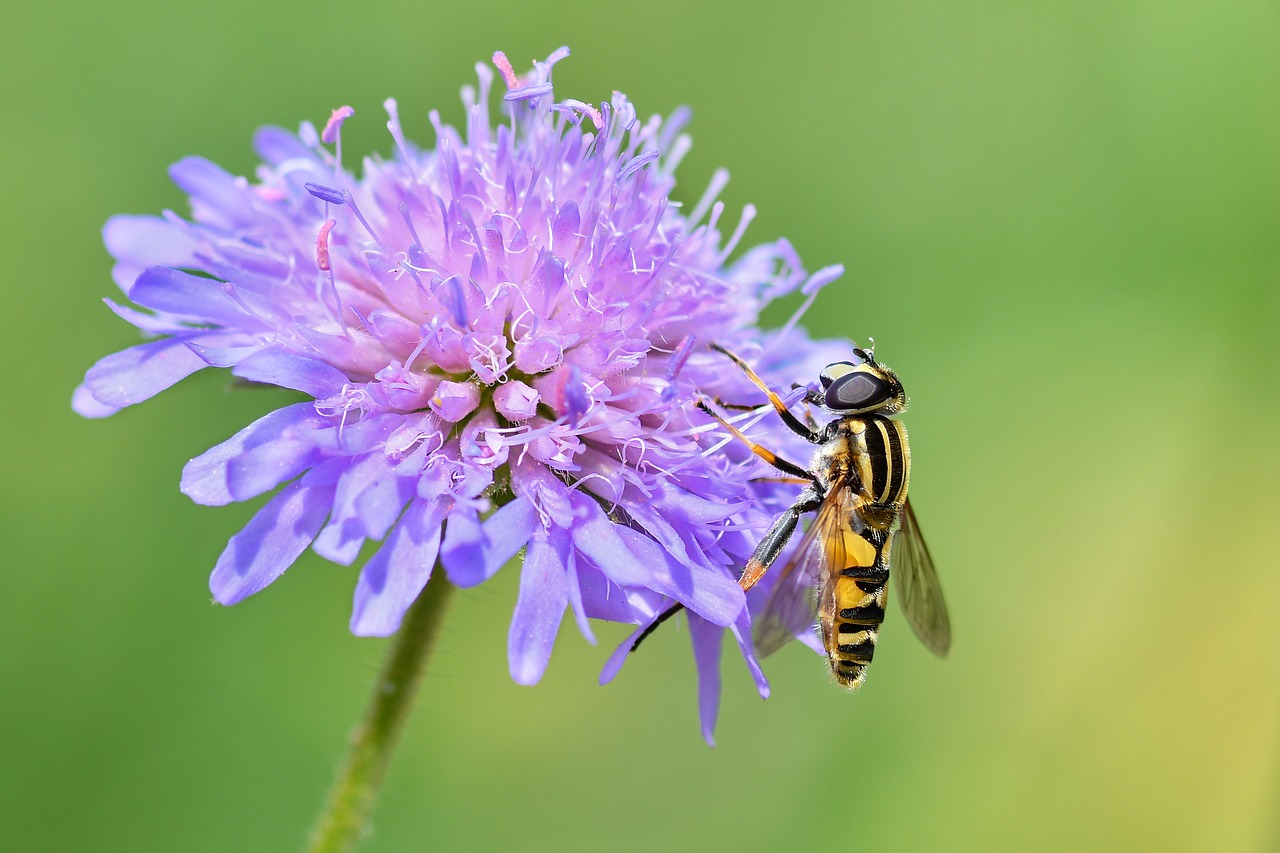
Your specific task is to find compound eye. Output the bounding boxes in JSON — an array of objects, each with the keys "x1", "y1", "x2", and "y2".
[
  {"x1": 826, "y1": 371, "x2": 891, "y2": 411},
  {"x1": 818, "y1": 361, "x2": 856, "y2": 389}
]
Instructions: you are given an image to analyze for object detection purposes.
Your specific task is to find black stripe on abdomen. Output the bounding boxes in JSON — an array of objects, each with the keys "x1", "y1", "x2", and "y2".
[
  {"x1": 836, "y1": 638, "x2": 877, "y2": 661},
  {"x1": 839, "y1": 601, "x2": 886, "y2": 623}
]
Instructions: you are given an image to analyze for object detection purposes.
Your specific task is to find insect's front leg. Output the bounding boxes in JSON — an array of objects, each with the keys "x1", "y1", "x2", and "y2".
[
  {"x1": 738, "y1": 487, "x2": 823, "y2": 592},
  {"x1": 630, "y1": 486, "x2": 822, "y2": 654},
  {"x1": 696, "y1": 400, "x2": 813, "y2": 481},
  {"x1": 712, "y1": 343, "x2": 824, "y2": 444}
]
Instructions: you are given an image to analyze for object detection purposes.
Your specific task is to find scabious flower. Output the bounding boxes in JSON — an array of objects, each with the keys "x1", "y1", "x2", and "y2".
[{"x1": 74, "y1": 47, "x2": 846, "y2": 743}]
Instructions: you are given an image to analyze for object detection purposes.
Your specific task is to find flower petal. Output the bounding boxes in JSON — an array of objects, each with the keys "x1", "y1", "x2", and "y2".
[
  {"x1": 232, "y1": 348, "x2": 349, "y2": 398},
  {"x1": 209, "y1": 478, "x2": 336, "y2": 605},
  {"x1": 349, "y1": 498, "x2": 447, "y2": 636},
  {"x1": 729, "y1": 612, "x2": 770, "y2": 700},
  {"x1": 568, "y1": 491, "x2": 744, "y2": 627},
  {"x1": 440, "y1": 496, "x2": 538, "y2": 588},
  {"x1": 313, "y1": 452, "x2": 415, "y2": 565},
  {"x1": 82, "y1": 337, "x2": 209, "y2": 409},
  {"x1": 128, "y1": 266, "x2": 253, "y2": 328},
  {"x1": 169, "y1": 156, "x2": 253, "y2": 228},
  {"x1": 689, "y1": 614, "x2": 724, "y2": 747},
  {"x1": 181, "y1": 402, "x2": 326, "y2": 506},
  {"x1": 71, "y1": 383, "x2": 121, "y2": 418},
  {"x1": 253, "y1": 125, "x2": 317, "y2": 166},
  {"x1": 103, "y1": 215, "x2": 200, "y2": 290},
  {"x1": 508, "y1": 527, "x2": 570, "y2": 685}
]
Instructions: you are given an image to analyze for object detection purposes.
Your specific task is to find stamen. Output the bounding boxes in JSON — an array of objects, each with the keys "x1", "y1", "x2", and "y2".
[
  {"x1": 556, "y1": 99, "x2": 603, "y2": 129},
  {"x1": 305, "y1": 182, "x2": 346, "y2": 206},
  {"x1": 661, "y1": 134, "x2": 692, "y2": 178},
  {"x1": 779, "y1": 264, "x2": 844, "y2": 341},
  {"x1": 661, "y1": 335, "x2": 696, "y2": 402},
  {"x1": 321, "y1": 106, "x2": 355, "y2": 145},
  {"x1": 716, "y1": 204, "x2": 756, "y2": 264},
  {"x1": 640, "y1": 235, "x2": 681, "y2": 288},
  {"x1": 544, "y1": 45, "x2": 571, "y2": 67},
  {"x1": 398, "y1": 202, "x2": 424, "y2": 252},
  {"x1": 341, "y1": 190, "x2": 383, "y2": 244},
  {"x1": 688, "y1": 169, "x2": 729, "y2": 229},
  {"x1": 617, "y1": 150, "x2": 659, "y2": 184},
  {"x1": 384, "y1": 98, "x2": 418, "y2": 185},
  {"x1": 505, "y1": 83, "x2": 553, "y2": 103},
  {"x1": 315, "y1": 219, "x2": 336, "y2": 271}
]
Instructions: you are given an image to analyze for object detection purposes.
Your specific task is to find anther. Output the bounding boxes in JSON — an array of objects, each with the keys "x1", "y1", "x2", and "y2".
[{"x1": 305, "y1": 183, "x2": 346, "y2": 205}]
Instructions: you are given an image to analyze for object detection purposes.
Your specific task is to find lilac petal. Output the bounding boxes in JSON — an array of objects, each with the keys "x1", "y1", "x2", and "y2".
[
  {"x1": 508, "y1": 527, "x2": 570, "y2": 685},
  {"x1": 306, "y1": 412, "x2": 401, "y2": 456},
  {"x1": 128, "y1": 267, "x2": 251, "y2": 328},
  {"x1": 169, "y1": 157, "x2": 249, "y2": 225},
  {"x1": 311, "y1": 520, "x2": 364, "y2": 565},
  {"x1": 182, "y1": 402, "x2": 325, "y2": 505},
  {"x1": 797, "y1": 627, "x2": 825, "y2": 655},
  {"x1": 104, "y1": 297, "x2": 192, "y2": 336},
  {"x1": 354, "y1": 462, "x2": 417, "y2": 540},
  {"x1": 350, "y1": 498, "x2": 447, "y2": 636},
  {"x1": 440, "y1": 497, "x2": 538, "y2": 587},
  {"x1": 577, "y1": 565, "x2": 659, "y2": 624},
  {"x1": 569, "y1": 492, "x2": 744, "y2": 626},
  {"x1": 253, "y1": 126, "x2": 316, "y2": 166},
  {"x1": 103, "y1": 215, "x2": 200, "y2": 290},
  {"x1": 313, "y1": 452, "x2": 414, "y2": 564},
  {"x1": 563, "y1": 553, "x2": 596, "y2": 645},
  {"x1": 83, "y1": 337, "x2": 209, "y2": 409},
  {"x1": 492, "y1": 380, "x2": 539, "y2": 421},
  {"x1": 729, "y1": 613, "x2": 771, "y2": 700},
  {"x1": 185, "y1": 339, "x2": 264, "y2": 368},
  {"x1": 429, "y1": 379, "x2": 480, "y2": 422},
  {"x1": 227, "y1": 441, "x2": 325, "y2": 504},
  {"x1": 209, "y1": 478, "x2": 336, "y2": 605},
  {"x1": 72, "y1": 384, "x2": 120, "y2": 418},
  {"x1": 689, "y1": 614, "x2": 724, "y2": 747},
  {"x1": 599, "y1": 620, "x2": 658, "y2": 685},
  {"x1": 232, "y1": 348, "x2": 349, "y2": 398}
]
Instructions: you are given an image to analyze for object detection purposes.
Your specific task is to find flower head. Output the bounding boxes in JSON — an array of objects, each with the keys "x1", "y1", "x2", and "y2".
[{"x1": 75, "y1": 47, "x2": 845, "y2": 743}]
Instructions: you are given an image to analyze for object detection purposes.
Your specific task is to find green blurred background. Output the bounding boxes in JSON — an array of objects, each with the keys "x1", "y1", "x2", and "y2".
[{"x1": 3, "y1": 1, "x2": 1277, "y2": 850}]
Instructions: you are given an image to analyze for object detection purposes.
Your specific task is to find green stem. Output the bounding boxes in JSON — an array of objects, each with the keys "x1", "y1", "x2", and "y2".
[{"x1": 306, "y1": 567, "x2": 454, "y2": 853}]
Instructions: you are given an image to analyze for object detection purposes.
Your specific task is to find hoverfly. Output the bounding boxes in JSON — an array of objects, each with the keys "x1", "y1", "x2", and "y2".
[{"x1": 632, "y1": 342, "x2": 950, "y2": 687}]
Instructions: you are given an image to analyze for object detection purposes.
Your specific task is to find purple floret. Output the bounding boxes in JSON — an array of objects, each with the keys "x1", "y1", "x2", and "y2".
[{"x1": 75, "y1": 46, "x2": 847, "y2": 743}]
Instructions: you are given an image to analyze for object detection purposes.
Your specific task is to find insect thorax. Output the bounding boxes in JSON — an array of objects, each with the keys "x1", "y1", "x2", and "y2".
[{"x1": 812, "y1": 415, "x2": 911, "y2": 531}]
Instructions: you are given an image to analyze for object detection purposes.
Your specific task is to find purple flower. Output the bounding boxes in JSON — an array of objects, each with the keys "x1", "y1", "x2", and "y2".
[{"x1": 75, "y1": 47, "x2": 846, "y2": 743}]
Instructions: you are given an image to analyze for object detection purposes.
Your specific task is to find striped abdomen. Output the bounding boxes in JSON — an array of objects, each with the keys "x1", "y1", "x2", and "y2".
[
  {"x1": 822, "y1": 415, "x2": 910, "y2": 687},
  {"x1": 825, "y1": 528, "x2": 890, "y2": 687}
]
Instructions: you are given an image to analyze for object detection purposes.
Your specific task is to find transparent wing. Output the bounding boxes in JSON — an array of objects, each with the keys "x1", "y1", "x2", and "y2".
[
  {"x1": 891, "y1": 499, "x2": 951, "y2": 656},
  {"x1": 754, "y1": 480, "x2": 855, "y2": 657}
]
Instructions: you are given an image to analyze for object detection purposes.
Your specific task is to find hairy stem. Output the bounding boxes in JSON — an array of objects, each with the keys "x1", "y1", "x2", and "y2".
[{"x1": 306, "y1": 568, "x2": 454, "y2": 853}]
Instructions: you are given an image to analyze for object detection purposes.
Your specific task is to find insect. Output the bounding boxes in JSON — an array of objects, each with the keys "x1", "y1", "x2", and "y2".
[{"x1": 632, "y1": 342, "x2": 950, "y2": 687}]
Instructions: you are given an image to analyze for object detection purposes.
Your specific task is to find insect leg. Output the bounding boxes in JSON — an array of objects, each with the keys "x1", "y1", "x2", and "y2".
[
  {"x1": 630, "y1": 601, "x2": 684, "y2": 652},
  {"x1": 696, "y1": 400, "x2": 813, "y2": 481},
  {"x1": 790, "y1": 384, "x2": 822, "y2": 431},
  {"x1": 711, "y1": 343, "x2": 823, "y2": 443},
  {"x1": 738, "y1": 487, "x2": 823, "y2": 592},
  {"x1": 630, "y1": 487, "x2": 822, "y2": 654}
]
